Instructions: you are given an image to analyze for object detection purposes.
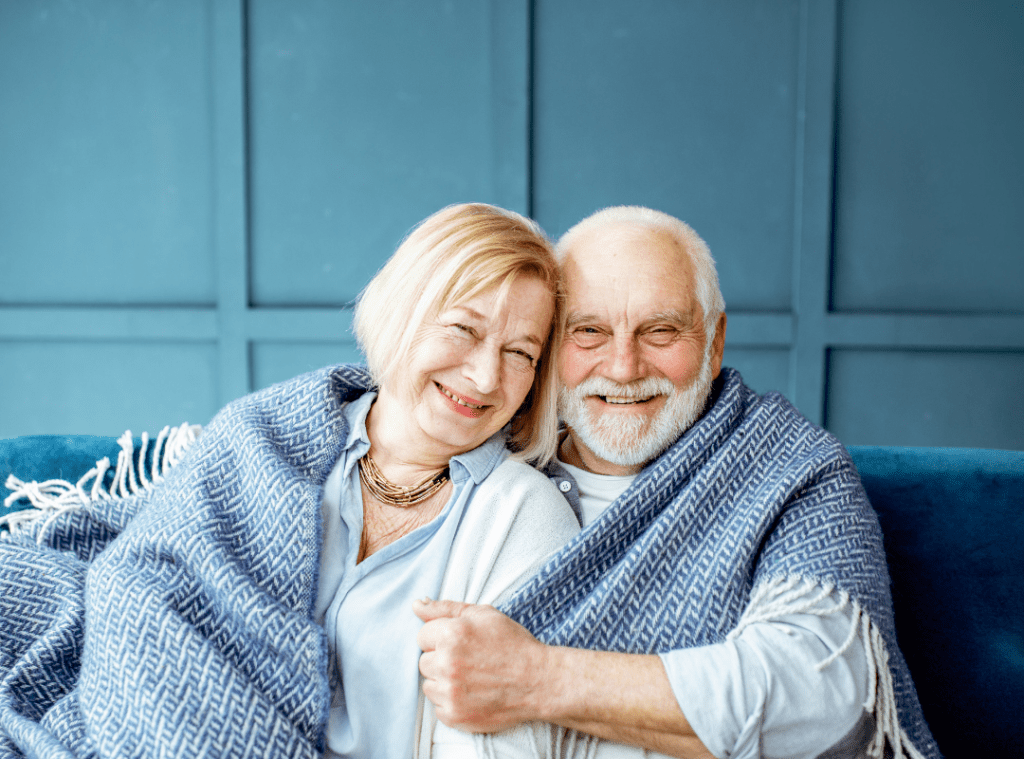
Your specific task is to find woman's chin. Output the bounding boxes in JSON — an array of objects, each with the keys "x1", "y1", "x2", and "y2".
[{"x1": 418, "y1": 406, "x2": 506, "y2": 455}]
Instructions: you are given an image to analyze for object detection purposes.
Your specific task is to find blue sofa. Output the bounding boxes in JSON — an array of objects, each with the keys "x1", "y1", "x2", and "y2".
[{"x1": 2, "y1": 436, "x2": 1022, "y2": 758}]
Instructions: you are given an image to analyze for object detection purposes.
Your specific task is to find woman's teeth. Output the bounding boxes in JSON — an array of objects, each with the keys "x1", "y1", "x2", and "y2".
[{"x1": 439, "y1": 383, "x2": 485, "y2": 409}]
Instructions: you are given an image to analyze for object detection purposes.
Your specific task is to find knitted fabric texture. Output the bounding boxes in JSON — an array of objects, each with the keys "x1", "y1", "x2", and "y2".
[
  {"x1": 0, "y1": 365, "x2": 374, "y2": 758},
  {"x1": 502, "y1": 368, "x2": 940, "y2": 759}
]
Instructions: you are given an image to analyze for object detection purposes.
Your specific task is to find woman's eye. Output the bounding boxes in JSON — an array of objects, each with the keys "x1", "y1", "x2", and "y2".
[
  {"x1": 449, "y1": 323, "x2": 475, "y2": 337},
  {"x1": 506, "y1": 348, "x2": 537, "y2": 368}
]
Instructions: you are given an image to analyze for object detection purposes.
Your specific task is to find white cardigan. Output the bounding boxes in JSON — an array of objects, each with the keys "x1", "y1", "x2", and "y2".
[{"x1": 414, "y1": 458, "x2": 581, "y2": 758}]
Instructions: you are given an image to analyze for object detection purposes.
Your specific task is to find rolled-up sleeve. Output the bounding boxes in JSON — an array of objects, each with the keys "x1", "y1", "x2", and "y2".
[{"x1": 659, "y1": 586, "x2": 868, "y2": 759}]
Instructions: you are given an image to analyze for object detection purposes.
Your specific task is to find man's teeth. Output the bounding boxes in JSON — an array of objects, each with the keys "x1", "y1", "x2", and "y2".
[
  {"x1": 602, "y1": 395, "x2": 654, "y2": 404},
  {"x1": 439, "y1": 384, "x2": 485, "y2": 409}
]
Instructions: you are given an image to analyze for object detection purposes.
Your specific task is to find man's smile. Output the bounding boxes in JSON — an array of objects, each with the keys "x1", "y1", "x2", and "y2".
[{"x1": 597, "y1": 394, "x2": 659, "y2": 405}]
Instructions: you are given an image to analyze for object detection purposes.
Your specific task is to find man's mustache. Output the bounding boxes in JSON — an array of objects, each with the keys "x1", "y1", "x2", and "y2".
[{"x1": 562, "y1": 376, "x2": 676, "y2": 401}]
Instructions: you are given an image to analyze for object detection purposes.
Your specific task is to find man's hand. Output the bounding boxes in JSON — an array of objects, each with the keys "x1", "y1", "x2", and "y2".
[
  {"x1": 414, "y1": 599, "x2": 550, "y2": 732},
  {"x1": 414, "y1": 599, "x2": 712, "y2": 758}
]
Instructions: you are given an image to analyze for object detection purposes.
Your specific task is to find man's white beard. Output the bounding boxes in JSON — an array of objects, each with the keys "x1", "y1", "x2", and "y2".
[{"x1": 558, "y1": 358, "x2": 714, "y2": 469}]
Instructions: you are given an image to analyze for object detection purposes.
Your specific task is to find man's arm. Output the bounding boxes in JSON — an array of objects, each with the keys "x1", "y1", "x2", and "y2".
[{"x1": 414, "y1": 599, "x2": 715, "y2": 759}]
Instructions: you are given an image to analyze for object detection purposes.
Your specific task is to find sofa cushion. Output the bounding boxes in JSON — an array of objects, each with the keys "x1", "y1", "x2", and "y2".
[{"x1": 850, "y1": 445, "x2": 1024, "y2": 758}]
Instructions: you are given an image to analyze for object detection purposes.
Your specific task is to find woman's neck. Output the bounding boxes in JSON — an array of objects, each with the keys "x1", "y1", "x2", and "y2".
[{"x1": 365, "y1": 389, "x2": 452, "y2": 483}]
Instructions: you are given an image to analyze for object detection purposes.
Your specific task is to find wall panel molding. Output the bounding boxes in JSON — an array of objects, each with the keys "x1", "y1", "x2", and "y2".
[
  {"x1": 490, "y1": 0, "x2": 533, "y2": 215},
  {"x1": 212, "y1": 0, "x2": 251, "y2": 403},
  {"x1": 2, "y1": 0, "x2": 1020, "y2": 447},
  {"x1": 788, "y1": 0, "x2": 838, "y2": 424}
]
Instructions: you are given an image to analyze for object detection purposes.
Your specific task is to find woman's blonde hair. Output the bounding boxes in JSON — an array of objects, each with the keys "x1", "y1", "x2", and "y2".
[{"x1": 354, "y1": 203, "x2": 561, "y2": 465}]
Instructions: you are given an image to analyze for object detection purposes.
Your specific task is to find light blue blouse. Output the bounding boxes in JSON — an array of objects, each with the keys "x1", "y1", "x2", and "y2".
[{"x1": 315, "y1": 391, "x2": 513, "y2": 759}]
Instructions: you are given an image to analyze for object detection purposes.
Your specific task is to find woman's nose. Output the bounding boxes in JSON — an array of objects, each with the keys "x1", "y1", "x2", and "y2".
[{"x1": 464, "y1": 344, "x2": 501, "y2": 395}]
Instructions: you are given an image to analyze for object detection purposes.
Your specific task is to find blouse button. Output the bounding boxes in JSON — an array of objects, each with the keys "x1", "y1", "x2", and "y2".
[{"x1": 558, "y1": 480, "x2": 572, "y2": 493}]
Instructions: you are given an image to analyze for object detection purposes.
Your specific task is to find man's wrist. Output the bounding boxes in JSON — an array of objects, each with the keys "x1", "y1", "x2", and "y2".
[{"x1": 528, "y1": 643, "x2": 577, "y2": 725}]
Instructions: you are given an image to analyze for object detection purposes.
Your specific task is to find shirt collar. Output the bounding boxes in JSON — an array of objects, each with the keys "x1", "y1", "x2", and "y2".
[
  {"x1": 343, "y1": 390, "x2": 377, "y2": 452},
  {"x1": 449, "y1": 432, "x2": 509, "y2": 485},
  {"x1": 340, "y1": 390, "x2": 508, "y2": 485}
]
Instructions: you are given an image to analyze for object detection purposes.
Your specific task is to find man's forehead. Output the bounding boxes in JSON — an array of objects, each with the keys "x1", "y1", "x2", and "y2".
[
  {"x1": 562, "y1": 225, "x2": 696, "y2": 307},
  {"x1": 562, "y1": 224, "x2": 691, "y2": 277},
  {"x1": 566, "y1": 221, "x2": 676, "y2": 255}
]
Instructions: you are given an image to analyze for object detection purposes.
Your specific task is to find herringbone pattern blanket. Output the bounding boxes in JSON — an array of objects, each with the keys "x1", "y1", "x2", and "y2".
[
  {"x1": 2, "y1": 365, "x2": 940, "y2": 758},
  {"x1": 503, "y1": 368, "x2": 940, "y2": 759},
  {"x1": 1, "y1": 365, "x2": 374, "y2": 758}
]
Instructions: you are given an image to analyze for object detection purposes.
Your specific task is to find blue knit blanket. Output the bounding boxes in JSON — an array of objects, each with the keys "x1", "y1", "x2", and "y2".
[
  {"x1": 503, "y1": 368, "x2": 940, "y2": 759},
  {"x1": 0, "y1": 365, "x2": 375, "y2": 758},
  {"x1": 2, "y1": 365, "x2": 939, "y2": 758}
]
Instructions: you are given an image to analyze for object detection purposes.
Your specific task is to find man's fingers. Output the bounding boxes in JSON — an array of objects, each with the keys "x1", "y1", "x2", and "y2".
[
  {"x1": 415, "y1": 600, "x2": 474, "y2": 652},
  {"x1": 412, "y1": 597, "x2": 472, "y2": 622},
  {"x1": 418, "y1": 648, "x2": 437, "y2": 677}
]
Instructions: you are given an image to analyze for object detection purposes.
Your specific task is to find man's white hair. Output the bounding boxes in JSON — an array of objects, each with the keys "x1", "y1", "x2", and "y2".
[{"x1": 555, "y1": 206, "x2": 726, "y2": 345}]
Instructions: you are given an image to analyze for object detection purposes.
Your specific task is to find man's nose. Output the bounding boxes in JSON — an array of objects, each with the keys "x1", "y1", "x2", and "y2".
[
  {"x1": 465, "y1": 344, "x2": 501, "y2": 395},
  {"x1": 605, "y1": 336, "x2": 643, "y2": 383}
]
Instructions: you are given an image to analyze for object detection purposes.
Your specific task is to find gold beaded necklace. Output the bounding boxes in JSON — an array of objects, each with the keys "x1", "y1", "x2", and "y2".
[{"x1": 358, "y1": 453, "x2": 450, "y2": 508}]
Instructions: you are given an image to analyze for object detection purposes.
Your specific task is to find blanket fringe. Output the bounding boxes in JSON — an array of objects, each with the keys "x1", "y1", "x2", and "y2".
[
  {"x1": 730, "y1": 576, "x2": 926, "y2": 759},
  {"x1": 476, "y1": 723, "x2": 599, "y2": 759},
  {"x1": 1, "y1": 423, "x2": 201, "y2": 543}
]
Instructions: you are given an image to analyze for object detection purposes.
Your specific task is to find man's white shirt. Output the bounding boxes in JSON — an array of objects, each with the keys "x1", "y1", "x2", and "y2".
[{"x1": 557, "y1": 461, "x2": 870, "y2": 759}]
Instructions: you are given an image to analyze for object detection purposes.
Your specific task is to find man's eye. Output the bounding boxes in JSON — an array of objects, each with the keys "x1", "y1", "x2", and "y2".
[
  {"x1": 570, "y1": 328, "x2": 607, "y2": 348},
  {"x1": 643, "y1": 328, "x2": 678, "y2": 346}
]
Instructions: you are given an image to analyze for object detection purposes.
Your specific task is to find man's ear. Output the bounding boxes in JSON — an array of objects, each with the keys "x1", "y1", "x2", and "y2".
[{"x1": 710, "y1": 313, "x2": 727, "y2": 379}]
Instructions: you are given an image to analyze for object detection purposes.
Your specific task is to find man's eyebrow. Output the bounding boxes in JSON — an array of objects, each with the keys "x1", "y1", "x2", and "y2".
[
  {"x1": 564, "y1": 313, "x2": 603, "y2": 329},
  {"x1": 643, "y1": 310, "x2": 691, "y2": 326}
]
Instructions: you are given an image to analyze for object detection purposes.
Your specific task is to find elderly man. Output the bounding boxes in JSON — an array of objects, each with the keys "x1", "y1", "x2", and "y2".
[{"x1": 415, "y1": 207, "x2": 937, "y2": 759}]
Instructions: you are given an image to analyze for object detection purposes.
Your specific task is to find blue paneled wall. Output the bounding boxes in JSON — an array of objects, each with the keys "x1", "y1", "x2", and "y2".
[{"x1": 2, "y1": 0, "x2": 1022, "y2": 449}]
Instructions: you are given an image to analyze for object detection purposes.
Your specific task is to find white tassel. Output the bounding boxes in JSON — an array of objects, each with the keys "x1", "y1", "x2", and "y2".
[
  {"x1": 736, "y1": 575, "x2": 929, "y2": 759},
  {"x1": 151, "y1": 425, "x2": 169, "y2": 484},
  {"x1": 815, "y1": 599, "x2": 862, "y2": 671},
  {"x1": 728, "y1": 576, "x2": 845, "y2": 640},
  {"x1": 88, "y1": 456, "x2": 111, "y2": 501},
  {"x1": 114, "y1": 430, "x2": 134, "y2": 498},
  {"x1": 1, "y1": 423, "x2": 201, "y2": 543},
  {"x1": 136, "y1": 432, "x2": 151, "y2": 491}
]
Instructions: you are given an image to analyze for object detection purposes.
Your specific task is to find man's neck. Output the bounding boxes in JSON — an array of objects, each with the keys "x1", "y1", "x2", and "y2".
[{"x1": 558, "y1": 432, "x2": 645, "y2": 477}]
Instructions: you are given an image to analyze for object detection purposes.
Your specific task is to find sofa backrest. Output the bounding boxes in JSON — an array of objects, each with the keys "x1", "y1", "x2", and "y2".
[
  {"x1": 1, "y1": 435, "x2": 124, "y2": 524},
  {"x1": 850, "y1": 446, "x2": 1024, "y2": 758}
]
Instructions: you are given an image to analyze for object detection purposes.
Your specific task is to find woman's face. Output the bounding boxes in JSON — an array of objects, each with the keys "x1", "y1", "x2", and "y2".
[{"x1": 397, "y1": 276, "x2": 554, "y2": 457}]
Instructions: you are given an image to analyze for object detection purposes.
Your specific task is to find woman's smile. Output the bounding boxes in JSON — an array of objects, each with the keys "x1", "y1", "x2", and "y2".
[{"x1": 434, "y1": 381, "x2": 489, "y2": 418}]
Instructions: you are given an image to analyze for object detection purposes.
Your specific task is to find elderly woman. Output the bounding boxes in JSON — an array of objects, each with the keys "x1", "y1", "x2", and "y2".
[
  {"x1": 0, "y1": 204, "x2": 578, "y2": 759},
  {"x1": 314, "y1": 203, "x2": 579, "y2": 757}
]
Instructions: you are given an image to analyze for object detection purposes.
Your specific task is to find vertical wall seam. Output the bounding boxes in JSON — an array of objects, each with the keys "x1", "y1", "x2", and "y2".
[
  {"x1": 790, "y1": 0, "x2": 839, "y2": 425},
  {"x1": 789, "y1": 0, "x2": 810, "y2": 406},
  {"x1": 212, "y1": 0, "x2": 251, "y2": 403},
  {"x1": 525, "y1": 0, "x2": 536, "y2": 220},
  {"x1": 241, "y1": 0, "x2": 252, "y2": 317}
]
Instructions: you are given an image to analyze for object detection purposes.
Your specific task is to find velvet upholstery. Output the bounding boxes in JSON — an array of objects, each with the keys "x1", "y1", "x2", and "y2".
[
  {"x1": 1, "y1": 436, "x2": 123, "y2": 521},
  {"x1": 1, "y1": 436, "x2": 1021, "y2": 757},
  {"x1": 849, "y1": 446, "x2": 1024, "y2": 758}
]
